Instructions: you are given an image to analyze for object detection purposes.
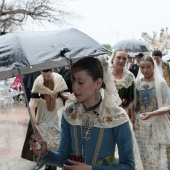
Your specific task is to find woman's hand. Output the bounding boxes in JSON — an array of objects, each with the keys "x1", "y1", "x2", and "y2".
[
  {"x1": 140, "y1": 112, "x2": 152, "y2": 120},
  {"x1": 63, "y1": 159, "x2": 92, "y2": 170},
  {"x1": 29, "y1": 126, "x2": 48, "y2": 156}
]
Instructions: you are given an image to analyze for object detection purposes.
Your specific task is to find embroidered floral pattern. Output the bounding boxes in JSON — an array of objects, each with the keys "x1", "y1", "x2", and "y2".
[
  {"x1": 65, "y1": 103, "x2": 127, "y2": 125},
  {"x1": 71, "y1": 113, "x2": 77, "y2": 120},
  {"x1": 105, "y1": 116, "x2": 113, "y2": 123}
]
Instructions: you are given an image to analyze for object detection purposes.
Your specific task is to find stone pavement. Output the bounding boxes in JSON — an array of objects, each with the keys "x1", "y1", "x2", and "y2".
[{"x1": 0, "y1": 103, "x2": 43, "y2": 170}]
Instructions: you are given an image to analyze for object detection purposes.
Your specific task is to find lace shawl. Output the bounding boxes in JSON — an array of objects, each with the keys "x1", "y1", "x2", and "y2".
[
  {"x1": 113, "y1": 68, "x2": 135, "y2": 89},
  {"x1": 31, "y1": 72, "x2": 67, "y2": 95},
  {"x1": 29, "y1": 72, "x2": 67, "y2": 108},
  {"x1": 113, "y1": 69, "x2": 135, "y2": 109}
]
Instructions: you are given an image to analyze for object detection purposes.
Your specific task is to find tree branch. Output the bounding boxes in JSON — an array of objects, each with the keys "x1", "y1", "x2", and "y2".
[{"x1": 0, "y1": 0, "x2": 79, "y2": 32}]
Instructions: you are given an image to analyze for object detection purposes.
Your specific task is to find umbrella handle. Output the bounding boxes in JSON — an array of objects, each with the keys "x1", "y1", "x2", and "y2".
[
  {"x1": 17, "y1": 68, "x2": 42, "y2": 169},
  {"x1": 17, "y1": 68, "x2": 36, "y2": 135}
]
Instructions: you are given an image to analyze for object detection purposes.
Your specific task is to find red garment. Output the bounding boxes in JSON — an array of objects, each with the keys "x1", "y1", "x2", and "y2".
[{"x1": 11, "y1": 76, "x2": 22, "y2": 91}]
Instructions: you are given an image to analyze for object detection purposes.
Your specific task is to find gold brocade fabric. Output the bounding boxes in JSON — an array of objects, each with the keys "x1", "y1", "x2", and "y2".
[{"x1": 43, "y1": 80, "x2": 58, "y2": 111}]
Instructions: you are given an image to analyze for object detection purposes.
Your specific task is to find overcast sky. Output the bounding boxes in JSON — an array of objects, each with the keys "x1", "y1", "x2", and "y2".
[{"x1": 23, "y1": 0, "x2": 170, "y2": 46}]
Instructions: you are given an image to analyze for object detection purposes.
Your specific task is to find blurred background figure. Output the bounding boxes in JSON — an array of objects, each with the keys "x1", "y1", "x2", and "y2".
[
  {"x1": 125, "y1": 54, "x2": 133, "y2": 70},
  {"x1": 10, "y1": 76, "x2": 23, "y2": 101},
  {"x1": 59, "y1": 65, "x2": 72, "y2": 93},
  {"x1": 23, "y1": 71, "x2": 41, "y2": 103},
  {"x1": 130, "y1": 53, "x2": 144, "y2": 78},
  {"x1": 10, "y1": 76, "x2": 22, "y2": 91},
  {"x1": 152, "y1": 50, "x2": 170, "y2": 88}
]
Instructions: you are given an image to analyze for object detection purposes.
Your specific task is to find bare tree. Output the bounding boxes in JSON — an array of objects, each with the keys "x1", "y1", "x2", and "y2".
[{"x1": 0, "y1": 0, "x2": 78, "y2": 33}]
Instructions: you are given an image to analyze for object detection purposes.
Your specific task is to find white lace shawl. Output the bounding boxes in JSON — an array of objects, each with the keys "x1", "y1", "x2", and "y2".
[
  {"x1": 31, "y1": 72, "x2": 67, "y2": 94},
  {"x1": 113, "y1": 68, "x2": 135, "y2": 109},
  {"x1": 29, "y1": 72, "x2": 67, "y2": 108},
  {"x1": 113, "y1": 68, "x2": 135, "y2": 89},
  {"x1": 135, "y1": 57, "x2": 170, "y2": 145}
]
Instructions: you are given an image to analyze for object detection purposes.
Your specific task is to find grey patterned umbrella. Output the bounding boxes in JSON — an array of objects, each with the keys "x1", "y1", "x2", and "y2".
[{"x1": 112, "y1": 39, "x2": 152, "y2": 52}]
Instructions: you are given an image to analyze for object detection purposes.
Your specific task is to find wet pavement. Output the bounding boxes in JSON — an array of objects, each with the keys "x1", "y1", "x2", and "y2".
[{"x1": 0, "y1": 103, "x2": 39, "y2": 170}]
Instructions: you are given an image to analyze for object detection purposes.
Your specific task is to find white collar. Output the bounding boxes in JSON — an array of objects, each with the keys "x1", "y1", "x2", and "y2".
[{"x1": 63, "y1": 101, "x2": 129, "y2": 128}]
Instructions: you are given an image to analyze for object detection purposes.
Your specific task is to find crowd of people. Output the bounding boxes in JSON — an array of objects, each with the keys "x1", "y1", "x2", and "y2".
[{"x1": 19, "y1": 49, "x2": 170, "y2": 170}]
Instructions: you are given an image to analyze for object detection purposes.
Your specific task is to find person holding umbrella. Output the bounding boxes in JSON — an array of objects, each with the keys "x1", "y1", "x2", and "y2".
[
  {"x1": 111, "y1": 50, "x2": 135, "y2": 125},
  {"x1": 30, "y1": 56, "x2": 143, "y2": 170}
]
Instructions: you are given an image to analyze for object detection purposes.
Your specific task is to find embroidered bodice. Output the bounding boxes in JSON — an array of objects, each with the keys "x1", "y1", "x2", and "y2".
[{"x1": 135, "y1": 80, "x2": 158, "y2": 113}]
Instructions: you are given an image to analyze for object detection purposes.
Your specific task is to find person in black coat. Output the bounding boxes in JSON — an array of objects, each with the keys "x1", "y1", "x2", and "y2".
[
  {"x1": 59, "y1": 65, "x2": 72, "y2": 93},
  {"x1": 130, "y1": 53, "x2": 144, "y2": 78}
]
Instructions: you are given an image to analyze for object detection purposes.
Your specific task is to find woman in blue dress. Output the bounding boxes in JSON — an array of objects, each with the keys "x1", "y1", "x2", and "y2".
[
  {"x1": 30, "y1": 56, "x2": 143, "y2": 170},
  {"x1": 134, "y1": 56, "x2": 170, "y2": 170}
]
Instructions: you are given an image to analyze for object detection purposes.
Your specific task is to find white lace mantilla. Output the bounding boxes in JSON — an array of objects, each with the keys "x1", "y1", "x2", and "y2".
[{"x1": 114, "y1": 69, "x2": 135, "y2": 90}]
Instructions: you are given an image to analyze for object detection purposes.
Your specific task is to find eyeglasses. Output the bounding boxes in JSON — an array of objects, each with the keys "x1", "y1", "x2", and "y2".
[{"x1": 116, "y1": 56, "x2": 127, "y2": 61}]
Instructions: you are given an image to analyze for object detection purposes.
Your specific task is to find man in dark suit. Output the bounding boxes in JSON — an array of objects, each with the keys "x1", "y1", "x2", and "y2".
[{"x1": 129, "y1": 53, "x2": 144, "y2": 78}]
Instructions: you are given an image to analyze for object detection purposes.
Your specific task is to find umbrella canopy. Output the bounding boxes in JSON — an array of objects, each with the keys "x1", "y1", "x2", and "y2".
[
  {"x1": 112, "y1": 39, "x2": 152, "y2": 52},
  {"x1": 0, "y1": 28, "x2": 111, "y2": 168},
  {"x1": 162, "y1": 49, "x2": 170, "y2": 61},
  {"x1": 0, "y1": 28, "x2": 111, "y2": 80}
]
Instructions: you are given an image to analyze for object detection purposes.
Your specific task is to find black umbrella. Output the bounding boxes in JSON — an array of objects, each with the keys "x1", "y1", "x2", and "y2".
[
  {"x1": 112, "y1": 39, "x2": 152, "y2": 52},
  {"x1": 0, "y1": 28, "x2": 111, "y2": 169},
  {"x1": 0, "y1": 28, "x2": 111, "y2": 80}
]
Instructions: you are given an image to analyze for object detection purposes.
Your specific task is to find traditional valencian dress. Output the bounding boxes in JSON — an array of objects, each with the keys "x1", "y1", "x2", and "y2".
[
  {"x1": 29, "y1": 72, "x2": 67, "y2": 151},
  {"x1": 37, "y1": 96, "x2": 143, "y2": 170},
  {"x1": 113, "y1": 69, "x2": 135, "y2": 113},
  {"x1": 135, "y1": 72, "x2": 170, "y2": 169}
]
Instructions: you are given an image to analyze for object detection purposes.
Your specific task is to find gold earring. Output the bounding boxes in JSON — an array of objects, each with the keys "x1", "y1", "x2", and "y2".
[{"x1": 95, "y1": 89, "x2": 101, "y2": 101}]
